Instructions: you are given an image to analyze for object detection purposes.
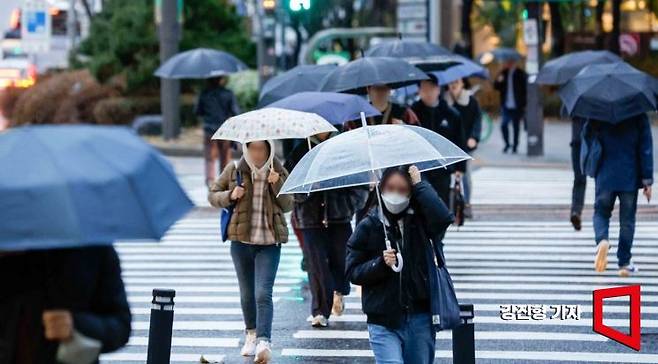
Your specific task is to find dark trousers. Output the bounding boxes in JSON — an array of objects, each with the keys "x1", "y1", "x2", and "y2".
[
  {"x1": 593, "y1": 188, "x2": 638, "y2": 267},
  {"x1": 501, "y1": 107, "x2": 523, "y2": 149},
  {"x1": 423, "y1": 169, "x2": 451, "y2": 206},
  {"x1": 301, "y1": 223, "x2": 352, "y2": 318},
  {"x1": 571, "y1": 142, "x2": 587, "y2": 216}
]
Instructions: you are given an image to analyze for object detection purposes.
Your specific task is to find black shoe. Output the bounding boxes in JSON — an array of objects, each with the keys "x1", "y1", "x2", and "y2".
[
  {"x1": 503, "y1": 145, "x2": 510, "y2": 153},
  {"x1": 570, "y1": 213, "x2": 582, "y2": 231},
  {"x1": 300, "y1": 257, "x2": 307, "y2": 272},
  {"x1": 512, "y1": 146, "x2": 518, "y2": 154}
]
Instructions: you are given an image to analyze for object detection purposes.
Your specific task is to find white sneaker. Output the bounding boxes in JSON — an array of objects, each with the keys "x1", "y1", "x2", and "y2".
[
  {"x1": 594, "y1": 240, "x2": 610, "y2": 272},
  {"x1": 332, "y1": 292, "x2": 344, "y2": 316},
  {"x1": 254, "y1": 340, "x2": 272, "y2": 364},
  {"x1": 240, "y1": 330, "x2": 257, "y2": 356},
  {"x1": 311, "y1": 314, "x2": 328, "y2": 328}
]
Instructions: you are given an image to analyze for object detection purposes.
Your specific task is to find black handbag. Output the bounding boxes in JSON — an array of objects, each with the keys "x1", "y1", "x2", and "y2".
[{"x1": 220, "y1": 167, "x2": 242, "y2": 242}]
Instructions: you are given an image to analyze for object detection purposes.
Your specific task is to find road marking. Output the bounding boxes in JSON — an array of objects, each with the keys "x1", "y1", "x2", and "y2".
[{"x1": 292, "y1": 330, "x2": 608, "y2": 341}]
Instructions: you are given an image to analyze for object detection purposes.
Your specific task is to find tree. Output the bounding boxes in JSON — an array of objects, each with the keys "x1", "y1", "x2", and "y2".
[
  {"x1": 548, "y1": 1, "x2": 565, "y2": 56},
  {"x1": 75, "y1": 0, "x2": 255, "y2": 94},
  {"x1": 460, "y1": 0, "x2": 474, "y2": 57},
  {"x1": 611, "y1": 0, "x2": 621, "y2": 54}
]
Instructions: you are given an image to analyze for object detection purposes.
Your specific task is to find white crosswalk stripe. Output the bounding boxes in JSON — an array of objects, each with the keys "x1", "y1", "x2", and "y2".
[{"x1": 103, "y1": 216, "x2": 658, "y2": 363}]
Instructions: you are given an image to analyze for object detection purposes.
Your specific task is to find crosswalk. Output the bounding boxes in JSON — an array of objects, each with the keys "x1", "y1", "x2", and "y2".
[{"x1": 102, "y1": 217, "x2": 658, "y2": 363}]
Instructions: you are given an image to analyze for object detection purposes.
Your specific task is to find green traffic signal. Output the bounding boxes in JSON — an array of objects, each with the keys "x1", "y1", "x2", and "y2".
[{"x1": 289, "y1": 0, "x2": 311, "y2": 11}]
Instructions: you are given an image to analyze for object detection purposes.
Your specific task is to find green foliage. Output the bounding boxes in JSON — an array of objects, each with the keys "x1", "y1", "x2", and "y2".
[
  {"x1": 75, "y1": 0, "x2": 255, "y2": 94},
  {"x1": 473, "y1": 0, "x2": 523, "y2": 47},
  {"x1": 228, "y1": 70, "x2": 259, "y2": 112}
]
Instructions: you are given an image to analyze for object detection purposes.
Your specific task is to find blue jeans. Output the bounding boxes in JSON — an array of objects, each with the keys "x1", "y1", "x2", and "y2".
[
  {"x1": 230, "y1": 241, "x2": 281, "y2": 340},
  {"x1": 367, "y1": 313, "x2": 435, "y2": 364},
  {"x1": 593, "y1": 189, "x2": 638, "y2": 267},
  {"x1": 501, "y1": 107, "x2": 523, "y2": 149}
]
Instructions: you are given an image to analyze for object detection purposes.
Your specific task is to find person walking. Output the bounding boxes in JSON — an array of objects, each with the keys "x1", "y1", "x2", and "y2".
[
  {"x1": 344, "y1": 84, "x2": 418, "y2": 129},
  {"x1": 587, "y1": 114, "x2": 653, "y2": 277},
  {"x1": 287, "y1": 133, "x2": 367, "y2": 327},
  {"x1": 446, "y1": 78, "x2": 482, "y2": 218},
  {"x1": 195, "y1": 76, "x2": 241, "y2": 187},
  {"x1": 0, "y1": 246, "x2": 131, "y2": 363},
  {"x1": 570, "y1": 116, "x2": 588, "y2": 231},
  {"x1": 411, "y1": 74, "x2": 466, "y2": 204},
  {"x1": 346, "y1": 166, "x2": 454, "y2": 364},
  {"x1": 208, "y1": 140, "x2": 293, "y2": 363},
  {"x1": 493, "y1": 59, "x2": 527, "y2": 154}
]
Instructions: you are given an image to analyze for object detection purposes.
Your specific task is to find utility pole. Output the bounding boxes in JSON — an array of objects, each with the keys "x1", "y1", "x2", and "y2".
[
  {"x1": 524, "y1": 1, "x2": 543, "y2": 157},
  {"x1": 67, "y1": 0, "x2": 77, "y2": 49},
  {"x1": 158, "y1": 0, "x2": 181, "y2": 140}
]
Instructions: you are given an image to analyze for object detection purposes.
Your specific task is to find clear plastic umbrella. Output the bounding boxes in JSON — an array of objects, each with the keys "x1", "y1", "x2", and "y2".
[
  {"x1": 211, "y1": 107, "x2": 337, "y2": 143},
  {"x1": 280, "y1": 113, "x2": 471, "y2": 271}
]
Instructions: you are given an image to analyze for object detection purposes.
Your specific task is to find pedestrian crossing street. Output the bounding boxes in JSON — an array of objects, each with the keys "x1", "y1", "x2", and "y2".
[{"x1": 102, "y1": 217, "x2": 658, "y2": 363}]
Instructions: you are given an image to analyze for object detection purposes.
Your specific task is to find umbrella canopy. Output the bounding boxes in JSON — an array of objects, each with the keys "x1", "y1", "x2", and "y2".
[
  {"x1": 0, "y1": 125, "x2": 194, "y2": 252},
  {"x1": 558, "y1": 62, "x2": 658, "y2": 123},
  {"x1": 364, "y1": 40, "x2": 451, "y2": 58},
  {"x1": 433, "y1": 59, "x2": 489, "y2": 84},
  {"x1": 478, "y1": 47, "x2": 522, "y2": 65},
  {"x1": 154, "y1": 48, "x2": 247, "y2": 79},
  {"x1": 280, "y1": 123, "x2": 471, "y2": 194},
  {"x1": 318, "y1": 56, "x2": 429, "y2": 94},
  {"x1": 212, "y1": 107, "x2": 338, "y2": 143},
  {"x1": 267, "y1": 92, "x2": 380, "y2": 126},
  {"x1": 258, "y1": 64, "x2": 338, "y2": 107},
  {"x1": 537, "y1": 50, "x2": 622, "y2": 85}
]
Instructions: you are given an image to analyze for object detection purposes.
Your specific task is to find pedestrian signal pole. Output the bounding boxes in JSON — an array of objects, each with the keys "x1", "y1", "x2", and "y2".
[{"x1": 524, "y1": 1, "x2": 544, "y2": 156}]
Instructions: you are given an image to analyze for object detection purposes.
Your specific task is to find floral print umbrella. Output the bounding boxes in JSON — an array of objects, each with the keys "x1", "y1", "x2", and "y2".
[{"x1": 211, "y1": 107, "x2": 337, "y2": 143}]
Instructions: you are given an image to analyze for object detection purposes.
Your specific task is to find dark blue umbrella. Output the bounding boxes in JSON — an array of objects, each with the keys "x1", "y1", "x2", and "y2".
[
  {"x1": 267, "y1": 92, "x2": 381, "y2": 125},
  {"x1": 319, "y1": 56, "x2": 428, "y2": 94},
  {"x1": 154, "y1": 48, "x2": 247, "y2": 79},
  {"x1": 558, "y1": 62, "x2": 658, "y2": 124},
  {"x1": 432, "y1": 59, "x2": 489, "y2": 84},
  {"x1": 537, "y1": 50, "x2": 622, "y2": 85},
  {"x1": 0, "y1": 125, "x2": 194, "y2": 251},
  {"x1": 477, "y1": 47, "x2": 522, "y2": 64},
  {"x1": 258, "y1": 64, "x2": 337, "y2": 107}
]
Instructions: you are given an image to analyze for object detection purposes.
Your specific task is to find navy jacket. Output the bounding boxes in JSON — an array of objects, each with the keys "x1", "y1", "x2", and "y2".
[
  {"x1": 493, "y1": 67, "x2": 527, "y2": 110},
  {"x1": 590, "y1": 114, "x2": 654, "y2": 191},
  {"x1": 195, "y1": 86, "x2": 241, "y2": 134},
  {"x1": 345, "y1": 181, "x2": 454, "y2": 329}
]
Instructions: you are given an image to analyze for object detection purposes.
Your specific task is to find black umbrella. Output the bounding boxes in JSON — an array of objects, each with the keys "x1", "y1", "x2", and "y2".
[
  {"x1": 318, "y1": 57, "x2": 429, "y2": 94},
  {"x1": 558, "y1": 62, "x2": 658, "y2": 123},
  {"x1": 258, "y1": 64, "x2": 337, "y2": 107},
  {"x1": 364, "y1": 40, "x2": 452, "y2": 58},
  {"x1": 537, "y1": 50, "x2": 622, "y2": 85},
  {"x1": 477, "y1": 47, "x2": 522, "y2": 65},
  {"x1": 365, "y1": 40, "x2": 461, "y2": 73},
  {"x1": 154, "y1": 48, "x2": 247, "y2": 79}
]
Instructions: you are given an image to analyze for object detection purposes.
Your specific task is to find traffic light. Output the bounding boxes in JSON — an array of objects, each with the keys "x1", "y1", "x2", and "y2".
[
  {"x1": 289, "y1": 0, "x2": 311, "y2": 12},
  {"x1": 263, "y1": 0, "x2": 276, "y2": 13}
]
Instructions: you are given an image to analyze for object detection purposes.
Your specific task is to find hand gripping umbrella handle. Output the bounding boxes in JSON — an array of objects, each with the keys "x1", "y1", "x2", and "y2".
[{"x1": 385, "y1": 239, "x2": 404, "y2": 273}]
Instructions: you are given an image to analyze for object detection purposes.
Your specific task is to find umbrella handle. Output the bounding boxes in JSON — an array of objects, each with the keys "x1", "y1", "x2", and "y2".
[{"x1": 392, "y1": 252, "x2": 404, "y2": 272}]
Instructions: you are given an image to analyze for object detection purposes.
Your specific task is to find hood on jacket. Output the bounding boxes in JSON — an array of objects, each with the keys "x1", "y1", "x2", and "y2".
[{"x1": 243, "y1": 140, "x2": 275, "y2": 177}]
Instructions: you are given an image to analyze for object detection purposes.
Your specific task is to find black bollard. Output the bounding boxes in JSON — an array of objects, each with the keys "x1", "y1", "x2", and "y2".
[
  {"x1": 147, "y1": 288, "x2": 176, "y2": 364},
  {"x1": 452, "y1": 303, "x2": 475, "y2": 364}
]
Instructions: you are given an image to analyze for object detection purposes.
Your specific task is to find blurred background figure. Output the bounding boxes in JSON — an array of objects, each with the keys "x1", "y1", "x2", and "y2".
[
  {"x1": 1, "y1": 246, "x2": 131, "y2": 364},
  {"x1": 195, "y1": 76, "x2": 241, "y2": 187},
  {"x1": 494, "y1": 59, "x2": 527, "y2": 154},
  {"x1": 446, "y1": 78, "x2": 482, "y2": 218},
  {"x1": 411, "y1": 74, "x2": 466, "y2": 205}
]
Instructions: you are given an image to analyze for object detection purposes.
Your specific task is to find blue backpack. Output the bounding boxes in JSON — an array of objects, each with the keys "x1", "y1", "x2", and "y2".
[{"x1": 220, "y1": 165, "x2": 242, "y2": 242}]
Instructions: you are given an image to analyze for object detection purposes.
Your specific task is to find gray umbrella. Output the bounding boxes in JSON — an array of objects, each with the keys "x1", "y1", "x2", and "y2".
[
  {"x1": 319, "y1": 56, "x2": 429, "y2": 94},
  {"x1": 154, "y1": 48, "x2": 247, "y2": 79},
  {"x1": 258, "y1": 64, "x2": 337, "y2": 107},
  {"x1": 537, "y1": 50, "x2": 622, "y2": 85}
]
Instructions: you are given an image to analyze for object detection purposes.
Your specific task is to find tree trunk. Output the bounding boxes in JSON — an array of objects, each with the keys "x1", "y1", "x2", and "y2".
[
  {"x1": 460, "y1": 0, "x2": 474, "y2": 58},
  {"x1": 548, "y1": 2, "x2": 564, "y2": 56},
  {"x1": 595, "y1": 0, "x2": 606, "y2": 49},
  {"x1": 611, "y1": 0, "x2": 621, "y2": 54}
]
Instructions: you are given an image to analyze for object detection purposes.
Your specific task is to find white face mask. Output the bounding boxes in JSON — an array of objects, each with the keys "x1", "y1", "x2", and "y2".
[{"x1": 381, "y1": 192, "x2": 410, "y2": 214}]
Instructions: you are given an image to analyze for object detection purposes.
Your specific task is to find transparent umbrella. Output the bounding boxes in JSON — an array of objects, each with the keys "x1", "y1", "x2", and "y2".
[{"x1": 280, "y1": 113, "x2": 471, "y2": 271}]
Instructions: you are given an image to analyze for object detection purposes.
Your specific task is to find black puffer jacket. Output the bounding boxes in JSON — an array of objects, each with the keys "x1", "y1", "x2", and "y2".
[
  {"x1": 345, "y1": 181, "x2": 453, "y2": 329},
  {"x1": 293, "y1": 188, "x2": 367, "y2": 229}
]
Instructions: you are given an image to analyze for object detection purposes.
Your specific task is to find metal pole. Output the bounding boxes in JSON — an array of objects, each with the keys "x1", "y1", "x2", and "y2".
[
  {"x1": 67, "y1": 0, "x2": 77, "y2": 49},
  {"x1": 452, "y1": 303, "x2": 475, "y2": 364},
  {"x1": 159, "y1": 0, "x2": 181, "y2": 140},
  {"x1": 524, "y1": 1, "x2": 544, "y2": 157},
  {"x1": 146, "y1": 288, "x2": 176, "y2": 364}
]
